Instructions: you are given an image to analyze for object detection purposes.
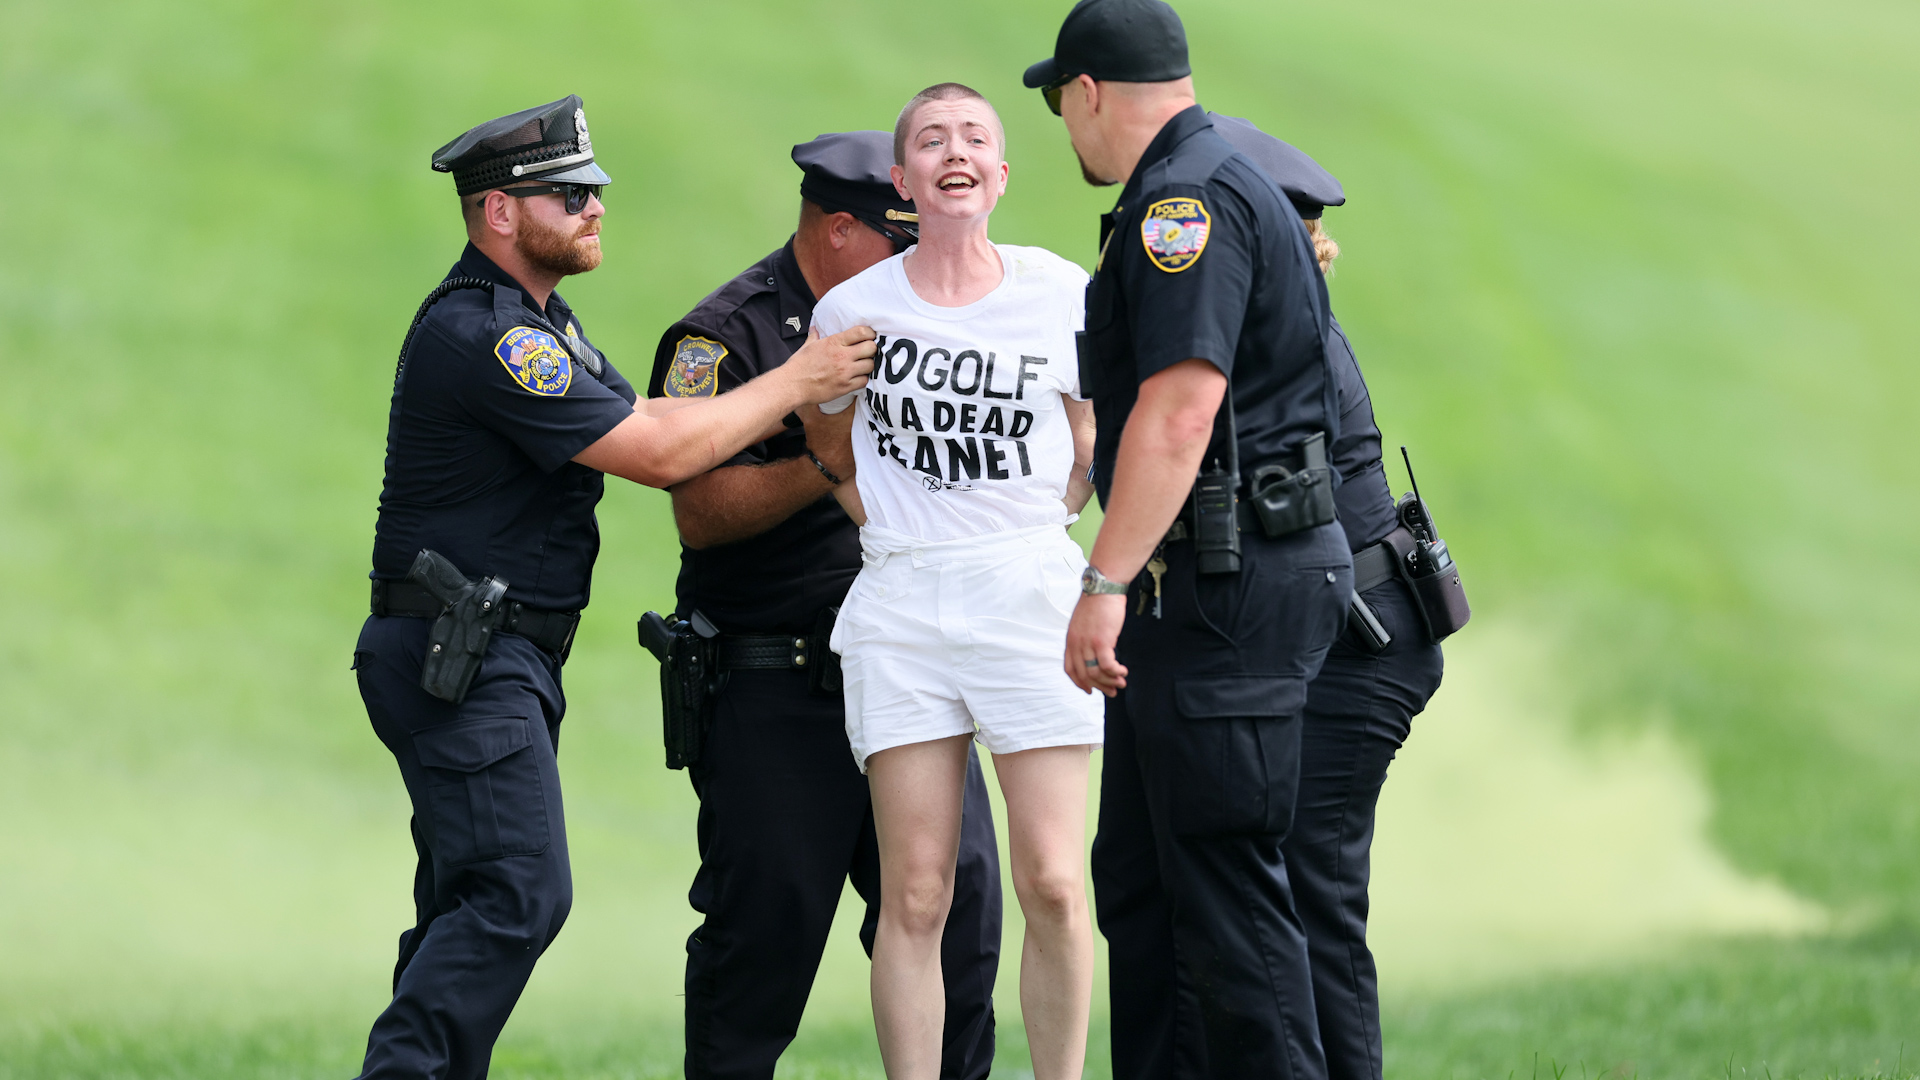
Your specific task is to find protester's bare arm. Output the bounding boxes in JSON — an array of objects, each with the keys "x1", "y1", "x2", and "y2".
[
  {"x1": 1064, "y1": 359, "x2": 1226, "y2": 695},
  {"x1": 1063, "y1": 396, "x2": 1097, "y2": 515},
  {"x1": 575, "y1": 327, "x2": 875, "y2": 488},
  {"x1": 830, "y1": 476, "x2": 867, "y2": 526},
  {"x1": 669, "y1": 404, "x2": 859, "y2": 549}
]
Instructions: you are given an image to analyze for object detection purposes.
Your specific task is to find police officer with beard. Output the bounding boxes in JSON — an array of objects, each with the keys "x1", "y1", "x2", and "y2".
[
  {"x1": 647, "y1": 131, "x2": 1003, "y2": 1080},
  {"x1": 1210, "y1": 113, "x2": 1447, "y2": 1080},
  {"x1": 1032, "y1": 1, "x2": 1353, "y2": 1077},
  {"x1": 351, "y1": 98, "x2": 875, "y2": 1080}
]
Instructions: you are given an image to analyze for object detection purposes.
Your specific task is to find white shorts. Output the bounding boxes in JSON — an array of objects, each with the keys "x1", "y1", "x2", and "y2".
[{"x1": 831, "y1": 523, "x2": 1107, "y2": 771}]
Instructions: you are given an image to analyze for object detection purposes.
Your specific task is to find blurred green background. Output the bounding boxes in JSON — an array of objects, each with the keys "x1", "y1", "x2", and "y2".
[{"x1": 3, "y1": 0, "x2": 1916, "y2": 1076}]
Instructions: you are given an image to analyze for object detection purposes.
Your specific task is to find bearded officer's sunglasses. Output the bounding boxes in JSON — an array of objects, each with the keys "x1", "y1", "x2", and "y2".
[
  {"x1": 501, "y1": 182, "x2": 604, "y2": 215},
  {"x1": 1041, "y1": 72, "x2": 1075, "y2": 116}
]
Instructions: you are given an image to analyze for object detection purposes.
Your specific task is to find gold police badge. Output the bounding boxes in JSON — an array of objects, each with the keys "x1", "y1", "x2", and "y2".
[
  {"x1": 664, "y1": 335, "x2": 725, "y2": 398},
  {"x1": 1140, "y1": 197, "x2": 1212, "y2": 273},
  {"x1": 495, "y1": 326, "x2": 572, "y2": 396}
]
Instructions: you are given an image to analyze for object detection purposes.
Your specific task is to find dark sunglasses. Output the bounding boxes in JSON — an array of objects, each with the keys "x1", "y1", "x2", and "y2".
[
  {"x1": 501, "y1": 182, "x2": 604, "y2": 215},
  {"x1": 1041, "y1": 72, "x2": 1075, "y2": 117},
  {"x1": 860, "y1": 209, "x2": 919, "y2": 254}
]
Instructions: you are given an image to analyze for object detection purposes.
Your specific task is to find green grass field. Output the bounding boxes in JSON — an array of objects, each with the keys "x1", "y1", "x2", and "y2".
[{"x1": 3, "y1": 0, "x2": 1917, "y2": 1076}]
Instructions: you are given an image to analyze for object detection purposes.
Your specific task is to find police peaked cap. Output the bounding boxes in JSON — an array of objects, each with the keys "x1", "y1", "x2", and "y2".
[
  {"x1": 433, "y1": 95, "x2": 613, "y2": 197},
  {"x1": 792, "y1": 131, "x2": 916, "y2": 226},
  {"x1": 1209, "y1": 114, "x2": 1345, "y2": 219}
]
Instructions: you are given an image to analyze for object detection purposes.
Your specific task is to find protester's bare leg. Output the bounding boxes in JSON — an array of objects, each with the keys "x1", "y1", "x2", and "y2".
[
  {"x1": 868, "y1": 734, "x2": 973, "y2": 1080},
  {"x1": 994, "y1": 743, "x2": 1095, "y2": 1080}
]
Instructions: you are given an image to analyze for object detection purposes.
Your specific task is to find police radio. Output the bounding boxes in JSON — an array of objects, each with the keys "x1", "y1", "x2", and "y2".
[
  {"x1": 1393, "y1": 447, "x2": 1472, "y2": 641},
  {"x1": 1192, "y1": 397, "x2": 1242, "y2": 575}
]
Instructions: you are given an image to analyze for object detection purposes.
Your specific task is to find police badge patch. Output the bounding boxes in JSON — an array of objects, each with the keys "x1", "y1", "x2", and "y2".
[
  {"x1": 495, "y1": 326, "x2": 572, "y2": 395},
  {"x1": 1140, "y1": 197, "x2": 1212, "y2": 273},
  {"x1": 665, "y1": 336, "x2": 725, "y2": 398}
]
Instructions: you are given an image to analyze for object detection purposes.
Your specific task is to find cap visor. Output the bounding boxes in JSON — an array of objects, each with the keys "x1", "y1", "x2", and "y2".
[
  {"x1": 531, "y1": 161, "x2": 612, "y2": 186},
  {"x1": 1022, "y1": 57, "x2": 1061, "y2": 89}
]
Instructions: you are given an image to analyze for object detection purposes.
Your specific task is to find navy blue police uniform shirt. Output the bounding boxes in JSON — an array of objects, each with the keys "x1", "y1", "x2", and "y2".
[
  {"x1": 647, "y1": 239, "x2": 860, "y2": 635},
  {"x1": 1326, "y1": 316, "x2": 1397, "y2": 551},
  {"x1": 1081, "y1": 106, "x2": 1335, "y2": 504},
  {"x1": 371, "y1": 243, "x2": 637, "y2": 613}
]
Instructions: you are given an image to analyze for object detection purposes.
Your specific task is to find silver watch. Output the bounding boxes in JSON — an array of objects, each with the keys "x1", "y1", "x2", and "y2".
[{"x1": 1081, "y1": 564, "x2": 1130, "y2": 596}]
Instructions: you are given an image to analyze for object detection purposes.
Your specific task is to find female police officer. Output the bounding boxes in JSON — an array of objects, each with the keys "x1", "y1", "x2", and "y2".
[
  {"x1": 1210, "y1": 113, "x2": 1448, "y2": 1080},
  {"x1": 350, "y1": 96, "x2": 874, "y2": 1080}
]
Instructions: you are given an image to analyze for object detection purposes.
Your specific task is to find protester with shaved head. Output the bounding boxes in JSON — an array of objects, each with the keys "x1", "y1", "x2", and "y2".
[{"x1": 808, "y1": 81, "x2": 1103, "y2": 1080}]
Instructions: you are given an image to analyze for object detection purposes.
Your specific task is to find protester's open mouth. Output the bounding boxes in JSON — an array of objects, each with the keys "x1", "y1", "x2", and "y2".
[{"x1": 937, "y1": 172, "x2": 977, "y2": 192}]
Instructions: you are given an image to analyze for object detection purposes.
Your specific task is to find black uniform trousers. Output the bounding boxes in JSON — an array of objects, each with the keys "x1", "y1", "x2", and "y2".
[
  {"x1": 1282, "y1": 575, "x2": 1443, "y2": 1080},
  {"x1": 1092, "y1": 522, "x2": 1352, "y2": 1080},
  {"x1": 684, "y1": 667, "x2": 1001, "y2": 1080},
  {"x1": 352, "y1": 615, "x2": 574, "y2": 1080}
]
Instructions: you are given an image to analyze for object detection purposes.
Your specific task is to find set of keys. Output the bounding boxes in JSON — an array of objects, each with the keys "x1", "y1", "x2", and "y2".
[{"x1": 1136, "y1": 549, "x2": 1169, "y2": 619}]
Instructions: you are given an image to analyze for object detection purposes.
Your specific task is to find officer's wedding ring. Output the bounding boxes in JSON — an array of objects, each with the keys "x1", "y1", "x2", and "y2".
[{"x1": 1083, "y1": 659, "x2": 1101, "y2": 668}]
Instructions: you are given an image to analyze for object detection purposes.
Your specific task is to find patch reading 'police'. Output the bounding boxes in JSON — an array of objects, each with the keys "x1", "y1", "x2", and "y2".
[
  {"x1": 1140, "y1": 197, "x2": 1211, "y2": 273},
  {"x1": 495, "y1": 326, "x2": 573, "y2": 396},
  {"x1": 664, "y1": 336, "x2": 725, "y2": 398}
]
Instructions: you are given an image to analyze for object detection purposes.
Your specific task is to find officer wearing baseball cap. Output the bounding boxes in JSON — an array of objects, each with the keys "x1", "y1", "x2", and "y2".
[
  {"x1": 1032, "y1": 4, "x2": 1353, "y2": 1080},
  {"x1": 349, "y1": 98, "x2": 875, "y2": 1080},
  {"x1": 1212, "y1": 113, "x2": 1448, "y2": 1080},
  {"x1": 646, "y1": 131, "x2": 1002, "y2": 1080}
]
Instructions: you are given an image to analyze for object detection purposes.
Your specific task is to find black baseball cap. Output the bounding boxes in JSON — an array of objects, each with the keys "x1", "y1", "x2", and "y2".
[
  {"x1": 1022, "y1": 0, "x2": 1192, "y2": 89},
  {"x1": 1209, "y1": 114, "x2": 1345, "y2": 219}
]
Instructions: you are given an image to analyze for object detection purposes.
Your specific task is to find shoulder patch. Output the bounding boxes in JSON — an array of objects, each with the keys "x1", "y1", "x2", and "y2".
[
  {"x1": 663, "y1": 335, "x2": 726, "y2": 398},
  {"x1": 495, "y1": 326, "x2": 572, "y2": 395},
  {"x1": 1140, "y1": 197, "x2": 1212, "y2": 273}
]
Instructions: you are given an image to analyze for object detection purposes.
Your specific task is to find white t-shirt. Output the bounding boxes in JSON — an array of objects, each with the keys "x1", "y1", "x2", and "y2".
[{"x1": 811, "y1": 244, "x2": 1089, "y2": 542}]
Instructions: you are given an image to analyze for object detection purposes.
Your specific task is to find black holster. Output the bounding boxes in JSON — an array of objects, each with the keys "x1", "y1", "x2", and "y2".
[
  {"x1": 639, "y1": 610, "x2": 720, "y2": 770},
  {"x1": 807, "y1": 605, "x2": 843, "y2": 695},
  {"x1": 408, "y1": 548, "x2": 509, "y2": 704},
  {"x1": 1248, "y1": 431, "x2": 1337, "y2": 538}
]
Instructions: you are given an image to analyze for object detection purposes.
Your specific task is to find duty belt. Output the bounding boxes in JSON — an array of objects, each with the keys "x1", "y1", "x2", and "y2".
[
  {"x1": 1164, "y1": 517, "x2": 1413, "y2": 595},
  {"x1": 717, "y1": 633, "x2": 817, "y2": 672},
  {"x1": 1163, "y1": 501, "x2": 1262, "y2": 542},
  {"x1": 1352, "y1": 526, "x2": 1414, "y2": 594},
  {"x1": 371, "y1": 579, "x2": 580, "y2": 657}
]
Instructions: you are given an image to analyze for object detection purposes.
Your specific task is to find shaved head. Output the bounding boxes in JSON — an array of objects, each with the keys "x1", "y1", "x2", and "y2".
[{"x1": 893, "y1": 82, "x2": 1005, "y2": 165}]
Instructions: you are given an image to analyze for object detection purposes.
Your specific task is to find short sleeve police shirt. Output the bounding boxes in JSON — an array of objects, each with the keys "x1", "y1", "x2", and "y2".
[
  {"x1": 370, "y1": 243, "x2": 636, "y2": 612},
  {"x1": 647, "y1": 240, "x2": 861, "y2": 634},
  {"x1": 1081, "y1": 106, "x2": 1335, "y2": 505}
]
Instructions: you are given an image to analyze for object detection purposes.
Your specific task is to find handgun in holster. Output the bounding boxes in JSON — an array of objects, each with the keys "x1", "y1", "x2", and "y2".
[
  {"x1": 408, "y1": 548, "x2": 509, "y2": 704},
  {"x1": 638, "y1": 609, "x2": 721, "y2": 770},
  {"x1": 808, "y1": 605, "x2": 844, "y2": 696},
  {"x1": 1248, "y1": 431, "x2": 1337, "y2": 538}
]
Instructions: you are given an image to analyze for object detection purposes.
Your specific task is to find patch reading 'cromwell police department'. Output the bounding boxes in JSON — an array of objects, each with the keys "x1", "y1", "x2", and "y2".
[
  {"x1": 495, "y1": 326, "x2": 573, "y2": 396},
  {"x1": 664, "y1": 335, "x2": 726, "y2": 398},
  {"x1": 1140, "y1": 197, "x2": 1211, "y2": 273}
]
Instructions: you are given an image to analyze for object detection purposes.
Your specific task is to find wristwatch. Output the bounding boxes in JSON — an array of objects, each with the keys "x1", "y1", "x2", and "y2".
[{"x1": 1081, "y1": 564, "x2": 1130, "y2": 596}]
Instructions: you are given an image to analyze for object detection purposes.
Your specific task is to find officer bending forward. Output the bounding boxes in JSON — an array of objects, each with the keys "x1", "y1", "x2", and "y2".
[
  {"x1": 647, "y1": 131, "x2": 1002, "y2": 1080},
  {"x1": 351, "y1": 97, "x2": 874, "y2": 1080},
  {"x1": 1032, "y1": 2, "x2": 1352, "y2": 1078}
]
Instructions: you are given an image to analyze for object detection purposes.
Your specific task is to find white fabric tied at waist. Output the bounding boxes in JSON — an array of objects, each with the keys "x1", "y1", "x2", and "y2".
[{"x1": 858, "y1": 518, "x2": 1080, "y2": 570}]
